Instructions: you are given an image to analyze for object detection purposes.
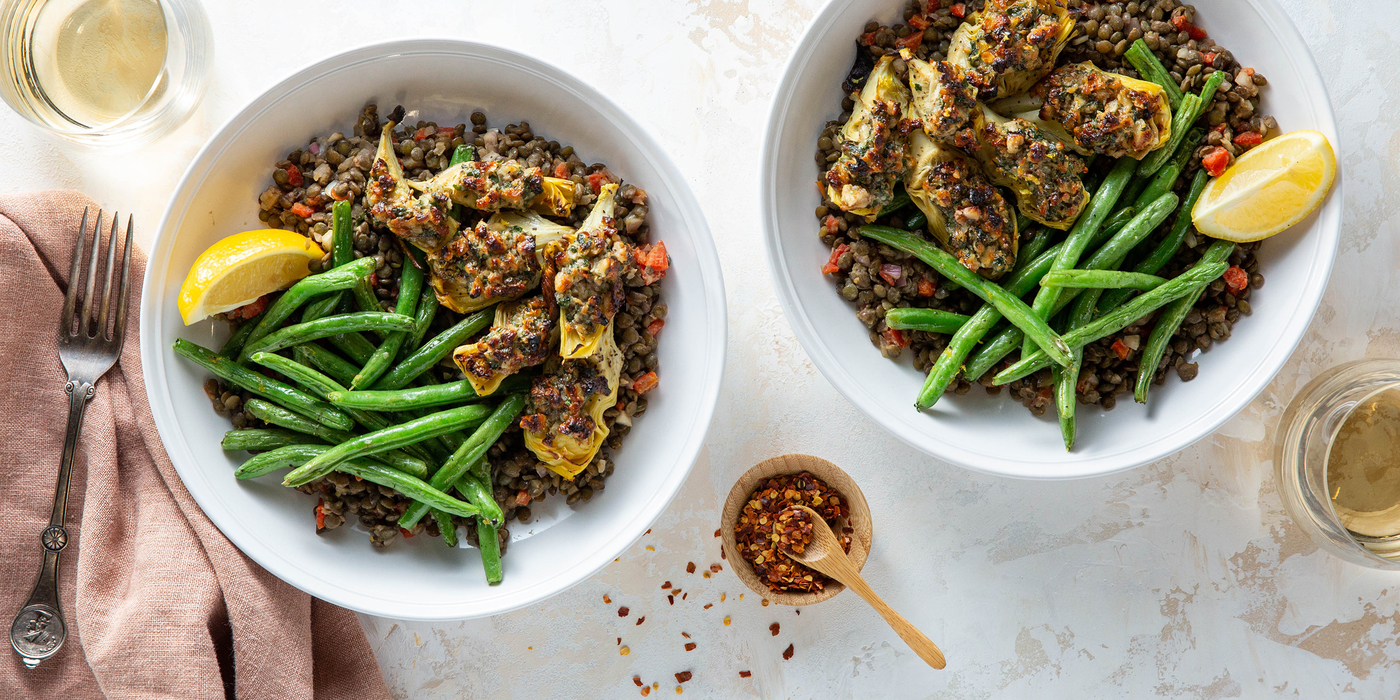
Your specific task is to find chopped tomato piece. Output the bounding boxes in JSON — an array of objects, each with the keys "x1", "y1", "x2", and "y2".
[
  {"x1": 823, "y1": 214, "x2": 842, "y2": 235},
  {"x1": 1210, "y1": 123, "x2": 1228, "y2": 135},
  {"x1": 879, "y1": 264, "x2": 903, "y2": 286},
  {"x1": 1110, "y1": 339, "x2": 1131, "y2": 360},
  {"x1": 638, "y1": 241, "x2": 668, "y2": 284},
  {"x1": 633, "y1": 371, "x2": 659, "y2": 395},
  {"x1": 1234, "y1": 131, "x2": 1263, "y2": 147},
  {"x1": 896, "y1": 32, "x2": 923, "y2": 50},
  {"x1": 290, "y1": 202, "x2": 315, "y2": 218},
  {"x1": 917, "y1": 279, "x2": 937, "y2": 297},
  {"x1": 400, "y1": 527, "x2": 415, "y2": 539},
  {"x1": 908, "y1": 15, "x2": 930, "y2": 30},
  {"x1": 1171, "y1": 14, "x2": 1207, "y2": 39},
  {"x1": 413, "y1": 127, "x2": 430, "y2": 141},
  {"x1": 553, "y1": 161, "x2": 571, "y2": 179},
  {"x1": 859, "y1": 31, "x2": 877, "y2": 46},
  {"x1": 1223, "y1": 265, "x2": 1248, "y2": 292},
  {"x1": 647, "y1": 318, "x2": 665, "y2": 338},
  {"x1": 285, "y1": 164, "x2": 303, "y2": 187},
  {"x1": 1201, "y1": 147, "x2": 1230, "y2": 177},
  {"x1": 882, "y1": 327, "x2": 909, "y2": 348},
  {"x1": 586, "y1": 172, "x2": 607, "y2": 194},
  {"x1": 315, "y1": 500, "x2": 326, "y2": 530},
  {"x1": 822, "y1": 243, "x2": 849, "y2": 275},
  {"x1": 1202, "y1": 52, "x2": 1217, "y2": 65},
  {"x1": 950, "y1": 3, "x2": 966, "y2": 17},
  {"x1": 515, "y1": 490, "x2": 531, "y2": 506}
]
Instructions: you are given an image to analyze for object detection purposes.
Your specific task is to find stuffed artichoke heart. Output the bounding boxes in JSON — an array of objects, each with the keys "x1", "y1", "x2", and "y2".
[
  {"x1": 520, "y1": 325, "x2": 624, "y2": 479},
  {"x1": 946, "y1": 0, "x2": 1075, "y2": 100},
  {"x1": 904, "y1": 132, "x2": 1018, "y2": 278},
  {"x1": 545, "y1": 183, "x2": 631, "y2": 360},
  {"x1": 427, "y1": 211, "x2": 572, "y2": 314},
  {"x1": 452, "y1": 295, "x2": 555, "y2": 397},
  {"x1": 407, "y1": 155, "x2": 545, "y2": 213},
  {"x1": 954, "y1": 105, "x2": 1088, "y2": 230},
  {"x1": 1029, "y1": 62, "x2": 1172, "y2": 159},
  {"x1": 824, "y1": 55, "x2": 910, "y2": 218},
  {"x1": 534, "y1": 176, "x2": 578, "y2": 217},
  {"x1": 906, "y1": 59, "x2": 979, "y2": 142},
  {"x1": 367, "y1": 124, "x2": 457, "y2": 253}
]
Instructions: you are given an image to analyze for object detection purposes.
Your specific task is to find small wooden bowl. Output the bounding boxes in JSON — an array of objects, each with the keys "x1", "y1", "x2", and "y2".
[{"x1": 720, "y1": 454, "x2": 873, "y2": 606}]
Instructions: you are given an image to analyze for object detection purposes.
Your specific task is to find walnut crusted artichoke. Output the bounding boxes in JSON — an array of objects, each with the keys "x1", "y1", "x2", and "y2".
[
  {"x1": 1030, "y1": 62, "x2": 1173, "y2": 160},
  {"x1": 946, "y1": 0, "x2": 1075, "y2": 101},
  {"x1": 906, "y1": 58, "x2": 979, "y2": 143},
  {"x1": 954, "y1": 105, "x2": 1088, "y2": 230},
  {"x1": 903, "y1": 131, "x2": 1018, "y2": 278},
  {"x1": 824, "y1": 55, "x2": 911, "y2": 218}
]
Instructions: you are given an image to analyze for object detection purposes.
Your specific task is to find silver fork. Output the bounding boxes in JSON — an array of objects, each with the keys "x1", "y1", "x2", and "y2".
[{"x1": 10, "y1": 209, "x2": 133, "y2": 670}]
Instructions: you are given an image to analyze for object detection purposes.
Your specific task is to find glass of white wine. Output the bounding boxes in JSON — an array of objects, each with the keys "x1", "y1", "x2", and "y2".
[
  {"x1": 0, "y1": 0, "x2": 210, "y2": 147},
  {"x1": 1276, "y1": 359, "x2": 1400, "y2": 570}
]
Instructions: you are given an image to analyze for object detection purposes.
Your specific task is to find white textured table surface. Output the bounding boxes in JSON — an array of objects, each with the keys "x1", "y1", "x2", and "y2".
[{"x1": 5, "y1": 0, "x2": 1397, "y2": 696}]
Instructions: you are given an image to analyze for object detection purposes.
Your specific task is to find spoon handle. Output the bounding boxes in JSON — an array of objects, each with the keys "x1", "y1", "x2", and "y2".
[{"x1": 838, "y1": 568, "x2": 947, "y2": 670}]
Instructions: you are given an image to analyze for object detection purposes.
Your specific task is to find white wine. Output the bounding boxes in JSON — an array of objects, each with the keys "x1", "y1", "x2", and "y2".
[
  {"x1": 31, "y1": 0, "x2": 167, "y2": 127},
  {"x1": 1327, "y1": 387, "x2": 1400, "y2": 553}
]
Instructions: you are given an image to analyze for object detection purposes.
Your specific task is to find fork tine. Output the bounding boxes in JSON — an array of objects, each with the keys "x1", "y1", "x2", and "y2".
[
  {"x1": 79, "y1": 210, "x2": 104, "y2": 337},
  {"x1": 113, "y1": 215, "x2": 134, "y2": 351},
  {"x1": 61, "y1": 208, "x2": 90, "y2": 337},
  {"x1": 97, "y1": 212, "x2": 119, "y2": 340}
]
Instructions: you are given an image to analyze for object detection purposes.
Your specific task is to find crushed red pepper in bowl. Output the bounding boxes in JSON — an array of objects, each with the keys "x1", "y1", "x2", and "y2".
[{"x1": 733, "y1": 471, "x2": 852, "y2": 593}]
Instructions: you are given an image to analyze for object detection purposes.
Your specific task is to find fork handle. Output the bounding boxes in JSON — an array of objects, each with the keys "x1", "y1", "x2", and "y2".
[{"x1": 11, "y1": 379, "x2": 92, "y2": 668}]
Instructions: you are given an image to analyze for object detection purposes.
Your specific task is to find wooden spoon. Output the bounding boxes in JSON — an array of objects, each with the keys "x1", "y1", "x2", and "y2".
[{"x1": 782, "y1": 505, "x2": 947, "y2": 670}]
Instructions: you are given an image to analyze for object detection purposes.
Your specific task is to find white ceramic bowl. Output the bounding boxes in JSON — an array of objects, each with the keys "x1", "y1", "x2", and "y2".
[
  {"x1": 762, "y1": 0, "x2": 1340, "y2": 479},
  {"x1": 140, "y1": 40, "x2": 726, "y2": 619}
]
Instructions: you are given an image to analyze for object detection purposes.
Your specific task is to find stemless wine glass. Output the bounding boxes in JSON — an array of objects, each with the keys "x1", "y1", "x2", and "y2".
[
  {"x1": 0, "y1": 0, "x2": 211, "y2": 147},
  {"x1": 1275, "y1": 359, "x2": 1400, "y2": 570}
]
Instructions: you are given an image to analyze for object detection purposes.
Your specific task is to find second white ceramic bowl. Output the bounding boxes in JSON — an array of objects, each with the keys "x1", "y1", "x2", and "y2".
[{"x1": 761, "y1": 0, "x2": 1341, "y2": 479}]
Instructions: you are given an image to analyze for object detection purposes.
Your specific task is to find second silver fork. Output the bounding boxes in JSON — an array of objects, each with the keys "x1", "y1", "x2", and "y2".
[{"x1": 10, "y1": 208, "x2": 133, "y2": 670}]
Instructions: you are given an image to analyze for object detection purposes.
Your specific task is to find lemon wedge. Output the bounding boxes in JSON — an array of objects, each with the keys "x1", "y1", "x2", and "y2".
[
  {"x1": 177, "y1": 229, "x2": 324, "y2": 325},
  {"x1": 1191, "y1": 129, "x2": 1336, "y2": 243}
]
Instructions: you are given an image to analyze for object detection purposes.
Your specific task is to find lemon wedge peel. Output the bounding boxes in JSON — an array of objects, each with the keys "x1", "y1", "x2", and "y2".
[
  {"x1": 1191, "y1": 129, "x2": 1336, "y2": 243},
  {"x1": 177, "y1": 229, "x2": 323, "y2": 325}
]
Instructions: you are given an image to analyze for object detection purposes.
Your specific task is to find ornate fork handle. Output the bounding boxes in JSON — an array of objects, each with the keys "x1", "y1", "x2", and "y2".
[{"x1": 10, "y1": 379, "x2": 94, "y2": 669}]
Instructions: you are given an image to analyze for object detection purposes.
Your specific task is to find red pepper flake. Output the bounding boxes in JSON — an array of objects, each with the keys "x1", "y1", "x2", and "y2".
[
  {"x1": 604, "y1": 594, "x2": 612, "y2": 604},
  {"x1": 290, "y1": 202, "x2": 315, "y2": 218},
  {"x1": 703, "y1": 604, "x2": 713, "y2": 610},
  {"x1": 821, "y1": 243, "x2": 849, "y2": 275},
  {"x1": 641, "y1": 687, "x2": 650, "y2": 697},
  {"x1": 668, "y1": 595, "x2": 674, "y2": 605},
  {"x1": 713, "y1": 529, "x2": 721, "y2": 538},
  {"x1": 617, "y1": 637, "x2": 621, "y2": 645},
  {"x1": 782, "y1": 644, "x2": 795, "y2": 661},
  {"x1": 633, "y1": 371, "x2": 659, "y2": 395},
  {"x1": 646, "y1": 529, "x2": 652, "y2": 535},
  {"x1": 761, "y1": 599, "x2": 770, "y2": 607},
  {"x1": 739, "y1": 671, "x2": 752, "y2": 678},
  {"x1": 662, "y1": 581, "x2": 672, "y2": 589},
  {"x1": 686, "y1": 562, "x2": 697, "y2": 574},
  {"x1": 684, "y1": 642, "x2": 696, "y2": 652},
  {"x1": 709, "y1": 564, "x2": 722, "y2": 573},
  {"x1": 646, "y1": 318, "x2": 665, "y2": 338},
  {"x1": 553, "y1": 162, "x2": 571, "y2": 179},
  {"x1": 285, "y1": 164, "x2": 304, "y2": 187},
  {"x1": 720, "y1": 547, "x2": 726, "y2": 560},
  {"x1": 1202, "y1": 146, "x2": 1230, "y2": 177},
  {"x1": 636, "y1": 616, "x2": 646, "y2": 626},
  {"x1": 672, "y1": 588, "x2": 681, "y2": 595},
  {"x1": 795, "y1": 610, "x2": 800, "y2": 615},
  {"x1": 633, "y1": 676, "x2": 644, "y2": 687},
  {"x1": 1223, "y1": 265, "x2": 1249, "y2": 292},
  {"x1": 314, "y1": 500, "x2": 326, "y2": 530},
  {"x1": 769, "y1": 622, "x2": 781, "y2": 636},
  {"x1": 917, "y1": 279, "x2": 937, "y2": 297},
  {"x1": 682, "y1": 593, "x2": 688, "y2": 600},
  {"x1": 908, "y1": 14, "x2": 930, "y2": 30},
  {"x1": 1234, "y1": 131, "x2": 1263, "y2": 147},
  {"x1": 733, "y1": 472, "x2": 852, "y2": 593},
  {"x1": 950, "y1": 3, "x2": 966, "y2": 17},
  {"x1": 619, "y1": 607, "x2": 630, "y2": 617},
  {"x1": 681, "y1": 632, "x2": 690, "y2": 639},
  {"x1": 675, "y1": 672, "x2": 692, "y2": 684},
  {"x1": 1110, "y1": 339, "x2": 1132, "y2": 360}
]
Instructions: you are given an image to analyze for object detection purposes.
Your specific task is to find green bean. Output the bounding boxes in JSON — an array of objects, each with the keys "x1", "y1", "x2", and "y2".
[
  {"x1": 1013, "y1": 227, "x2": 1055, "y2": 275},
  {"x1": 241, "y1": 312, "x2": 414, "y2": 360},
  {"x1": 878, "y1": 187, "x2": 911, "y2": 217},
  {"x1": 292, "y1": 344, "x2": 359, "y2": 386},
  {"x1": 1135, "y1": 127, "x2": 1204, "y2": 209},
  {"x1": 353, "y1": 253, "x2": 424, "y2": 389},
  {"x1": 243, "y1": 398, "x2": 355, "y2": 443},
  {"x1": 407, "y1": 282, "x2": 439, "y2": 352},
  {"x1": 434, "y1": 511, "x2": 460, "y2": 548},
  {"x1": 1021, "y1": 157, "x2": 1137, "y2": 359},
  {"x1": 476, "y1": 518, "x2": 504, "y2": 584},
  {"x1": 884, "y1": 308, "x2": 971, "y2": 334},
  {"x1": 1136, "y1": 93, "x2": 1202, "y2": 178},
  {"x1": 336, "y1": 459, "x2": 482, "y2": 519},
  {"x1": 302, "y1": 203, "x2": 359, "y2": 322},
  {"x1": 1125, "y1": 38, "x2": 1185, "y2": 109},
  {"x1": 1055, "y1": 352, "x2": 1080, "y2": 450},
  {"x1": 283, "y1": 405, "x2": 492, "y2": 487},
  {"x1": 241, "y1": 256, "x2": 377, "y2": 354},
  {"x1": 221, "y1": 428, "x2": 319, "y2": 452},
  {"x1": 174, "y1": 339, "x2": 353, "y2": 430},
  {"x1": 301, "y1": 294, "x2": 340, "y2": 324},
  {"x1": 1098, "y1": 206, "x2": 1136, "y2": 240},
  {"x1": 1099, "y1": 169, "x2": 1212, "y2": 313},
  {"x1": 1040, "y1": 270, "x2": 1167, "y2": 290},
  {"x1": 329, "y1": 375, "x2": 530, "y2": 411},
  {"x1": 1134, "y1": 240, "x2": 1235, "y2": 402},
  {"x1": 455, "y1": 473, "x2": 505, "y2": 526},
  {"x1": 373, "y1": 310, "x2": 492, "y2": 390},
  {"x1": 858, "y1": 225, "x2": 1073, "y2": 367},
  {"x1": 220, "y1": 311, "x2": 264, "y2": 359},
  {"x1": 961, "y1": 324, "x2": 1024, "y2": 382},
  {"x1": 1196, "y1": 71, "x2": 1226, "y2": 111},
  {"x1": 399, "y1": 395, "x2": 527, "y2": 528},
  {"x1": 235, "y1": 444, "x2": 330, "y2": 479},
  {"x1": 326, "y1": 331, "x2": 377, "y2": 365},
  {"x1": 915, "y1": 242, "x2": 1065, "y2": 408},
  {"x1": 991, "y1": 261, "x2": 1229, "y2": 384}
]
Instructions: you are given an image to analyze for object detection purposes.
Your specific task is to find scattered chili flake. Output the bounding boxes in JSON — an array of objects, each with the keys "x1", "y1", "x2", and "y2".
[
  {"x1": 641, "y1": 688, "x2": 650, "y2": 697},
  {"x1": 684, "y1": 642, "x2": 697, "y2": 651},
  {"x1": 720, "y1": 547, "x2": 726, "y2": 560},
  {"x1": 668, "y1": 595, "x2": 674, "y2": 605},
  {"x1": 620, "y1": 646, "x2": 630, "y2": 656},
  {"x1": 672, "y1": 588, "x2": 682, "y2": 595},
  {"x1": 633, "y1": 676, "x2": 643, "y2": 687},
  {"x1": 285, "y1": 164, "x2": 304, "y2": 187},
  {"x1": 761, "y1": 599, "x2": 770, "y2": 607},
  {"x1": 703, "y1": 604, "x2": 713, "y2": 610},
  {"x1": 821, "y1": 243, "x2": 849, "y2": 275},
  {"x1": 710, "y1": 564, "x2": 722, "y2": 573},
  {"x1": 682, "y1": 593, "x2": 688, "y2": 600},
  {"x1": 617, "y1": 637, "x2": 621, "y2": 645},
  {"x1": 723, "y1": 616, "x2": 731, "y2": 626},
  {"x1": 662, "y1": 582, "x2": 671, "y2": 589},
  {"x1": 686, "y1": 562, "x2": 697, "y2": 574},
  {"x1": 720, "y1": 593, "x2": 726, "y2": 602},
  {"x1": 681, "y1": 632, "x2": 691, "y2": 639},
  {"x1": 619, "y1": 607, "x2": 630, "y2": 617},
  {"x1": 739, "y1": 671, "x2": 752, "y2": 678},
  {"x1": 646, "y1": 529, "x2": 652, "y2": 535},
  {"x1": 604, "y1": 595, "x2": 612, "y2": 604},
  {"x1": 917, "y1": 278, "x2": 937, "y2": 297},
  {"x1": 1202, "y1": 146, "x2": 1230, "y2": 176},
  {"x1": 1110, "y1": 339, "x2": 1131, "y2": 360},
  {"x1": 702, "y1": 572, "x2": 711, "y2": 579},
  {"x1": 290, "y1": 202, "x2": 315, "y2": 218},
  {"x1": 1223, "y1": 265, "x2": 1249, "y2": 292},
  {"x1": 646, "y1": 546, "x2": 655, "y2": 552},
  {"x1": 782, "y1": 644, "x2": 795, "y2": 661},
  {"x1": 675, "y1": 672, "x2": 692, "y2": 684},
  {"x1": 770, "y1": 622, "x2": 781, "y2": 636},
  {"x1": 795, "y1": 610, "x2": 800, "y2": 615},
  {"x1": 713, "y1": 529, "x2": 721, "y2": 538},
  {"x1": 637, "y1": 616, "x2": 645, "y2": 626}
]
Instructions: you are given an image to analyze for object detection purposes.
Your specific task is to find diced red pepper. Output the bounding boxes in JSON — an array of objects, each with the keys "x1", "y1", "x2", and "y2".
[
  {"x1": 1110, "y1": 339, "x2": 1131, "y2": 360},
  {"x1": 586, "y1": 172, "x2": 607, "y2": 194},
  {"x1": 553, "y1": 161, "x2": 570, "y2": 179},
  {"x1": 1234, "y1": 131, "x2": 1263, "y2": 147},
  {"x1": 896, "y1": 32, "x2": 923, "y2": 50},
  {"x1": 882, "y1": 327, "x2": 909, "y2": 348},
  {"x1": 879, "y1": 264, "x2": 903, "y2": 286},
  {"x1": 400, "y1": 527, "x2": 415, "y2": 539},
  {"x1": 1171, "y1": 14, "x2": 1207, "y2": 39},
  {"x1": 413, "y1": 127, "x2": 431, "y2": 141},
  {"x1": 859, "y1": 31, "x2": 877, "y2": 46},
  {"x1": 315, "y1": 500, "x2": 326, "y2": 530},
  {"x1": 822, "y1": 243, "x2": 849, "y2": 275},
  {"x1": 516, "y1": 490, "x2": 531, "y2": 506},
  {"x1": 647, "y1": 318, "x2": 665, "y2": 338},
  {"x1": 950, "y1": 3, "x2": 966, "y2": 17},
  {"x1": 1201, "y1": 147, "x2": 1230, "y2": 177},
  {"x1": 1223, "y1": 265, "x2": 1248, "y2": 292},
  {"x1": 231, "y1": 294, "x2": 270, "y2": 321},
  {"x1": 639, "y1": 240, "x2": 668, "y2": 284},
  {"x1": 285, "y1": 164, "x2": 304, "y2": 187},
  {"x1": 369, "y1": 273, "x2": 380, "y2": 289},
  {"x1": 918, "y1": 279, "x2": 937, "y2": 297},
  {"x1": 1202, "y1": 52, "x2": 1217, "y2": 65},
  {"x1": 633, "y1": 371, "x2": 659, "y2": 395},
  {"x1": 908, "y1": 15, "x2": 930, "y2": 30},
  {"x1": 1210, "y1": 122, "x2": 1228, "y2": 135},
  {"x1": 290, "y1": 202, "x2": 315, "y2": 218},
  {"x1": 823, "y1": 214, "x2": 842, "y2": 235}
]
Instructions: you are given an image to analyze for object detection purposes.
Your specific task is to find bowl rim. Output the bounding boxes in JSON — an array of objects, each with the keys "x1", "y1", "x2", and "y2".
[
  {"x1": 139, "y1": 37, "x2": 728, "y2": 619},
  {"x1": 758, "y1": 0, "x2": 1341, "y2": 480}
]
